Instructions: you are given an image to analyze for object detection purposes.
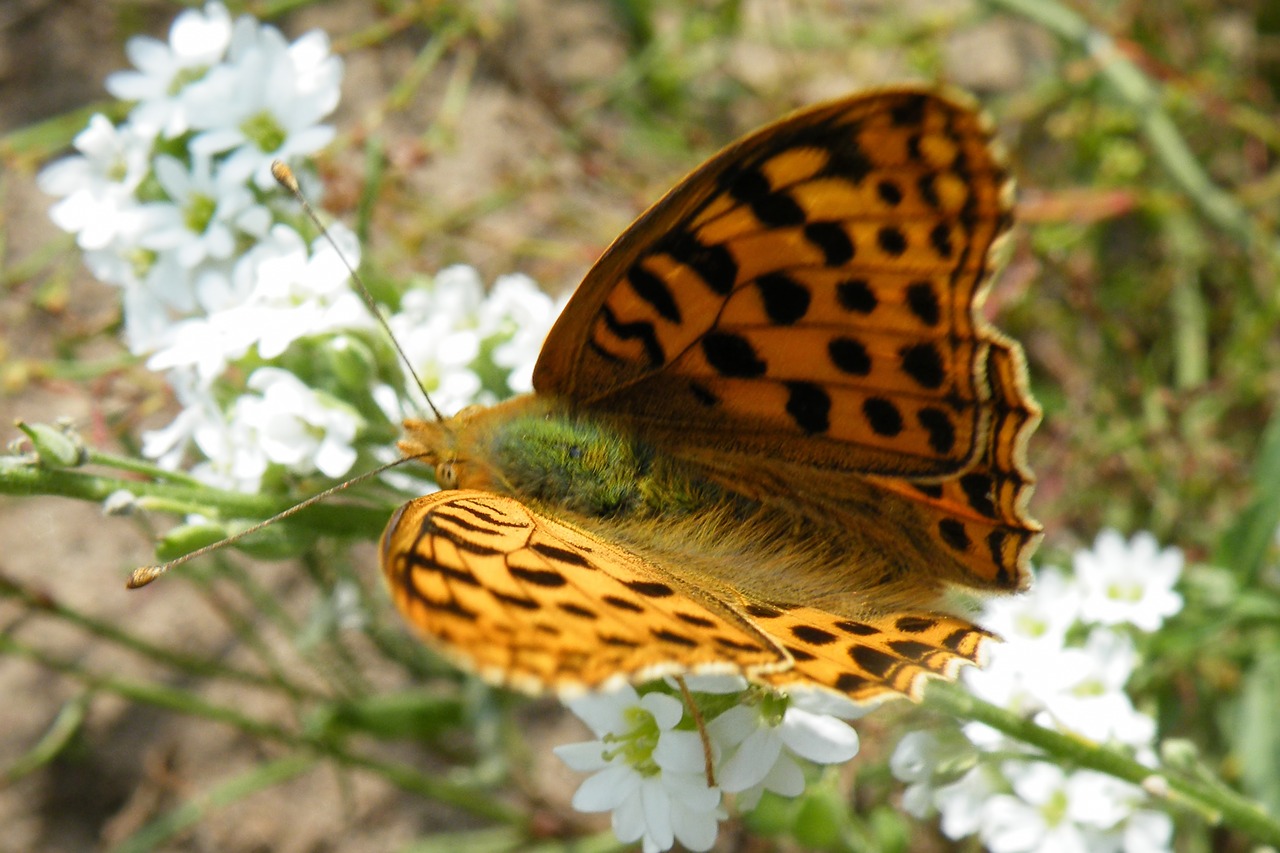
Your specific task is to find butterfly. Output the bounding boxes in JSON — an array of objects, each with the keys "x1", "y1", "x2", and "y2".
[{"x1": 379, "y1": 87, "x2": 1040, "y2": 706}]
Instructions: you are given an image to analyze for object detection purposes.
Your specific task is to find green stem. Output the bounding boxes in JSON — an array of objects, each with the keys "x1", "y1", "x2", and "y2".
[
  {"x1": 0, "y1": 455, "x2": 391, "y2": 537},
  {"x1": 924, "y1": 680, "x2": 1280, "y2": 846},
  {"x1": 85, "y1": 447, "x2": 208, "y2": 487}
]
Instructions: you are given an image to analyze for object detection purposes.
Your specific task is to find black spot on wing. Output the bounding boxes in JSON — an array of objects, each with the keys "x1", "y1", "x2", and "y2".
[
  {"x1": 703, "y1": 332, "x2": 766, "y2": 378},
  {"x1": 558, "y1": 602, "x2": 598, "y2": 620},
  {"x1": 791, "y1": 624, "x2": 838, "y2": 645},
  {"x1": 890, "y1": 94, "x2": 927, "y2": 126},
  {"x1": 834, "y1": 672, "x2": 869, "y2": 693},
  {"x1": 900, "y1": 343, "x2": 945, "y2": 389},
  {"x1": 530, "y1": 542, "x2": 593, "y2": 568},
  {"x1": 834, "y1": 620, "x2": 879, "y2": 636},
  {"x1": 849, "y1": 644, "x2": 897, "y2": 678},
  {"x1": 938, "y1": 519, "x2": 971, "y2": 552},
  {"x1": 863, "y1": 397, "x2": 904, "y2": 437},
  {"x1": 627, "y1": 264, "x2": 681, "y2": 323},
  {"x1": 600, "y1": 304, "x2": 664, "y2": 368},
  {"x1": 652, "y1": 628, "x2": 698, "y2": 648},
  {"x1": 492, "y1": 590, "x2": 540, "y2": 611},
  {"x1": 721, "y1": 164, "x2": 804, "y2": 226},
  {"x1": 756, "y1": 273, "x2": 811, "y2": 325},
  {"x1": 829, "y1": 337, "x2": 871, "y2": 376},
  {"x1": 603, "y1": 595, "x2": 644, "y2": 613},
  {"x1": 960, "y1": 472, "x2": 996, "y2": 518},
  {"x1": 804, "y1": 221, "x2": 854, "y2": 266},
  {"x1": 785, "y1": 381, "x2": 831, "y2": 435},
  {"x1": 930, "y1": 223, "x2": 953, "y2": 258},
  {"x1": 509, "y1": 566, "x2": 568, "y2": 587},
  {"x1": 877, "y1": 226, "x2": 907, "y2": 257},
  {"x1": 836, "y1": 279, "x2": 877, "y2": 314},
  {"x1": 626, "y1": 580, "x2": 675, "y2": 598},
  {"x1": 906, "y1": 281, "x2": 940, "y2": 326},
  {"x1": 917, "y1": 407, "x2": 956, "y2": 454},
  {"x1": 876, "y1": 179, "x2": 903, "y2": 206},
  {"x1": 660, "y1": 231, "x2": 738, "y2": 295}
]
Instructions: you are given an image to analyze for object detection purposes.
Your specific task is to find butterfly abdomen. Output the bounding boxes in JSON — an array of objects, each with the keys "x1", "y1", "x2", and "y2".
[
  {"x1": 440, "y1": 397, "x2": 953, "y2": 616},
  {"x1": 490, "y1": 399, "x2": 649, "y2": 516},
  {"x1": 477, "y1": 395, "x2": 740, "y2": 523}
]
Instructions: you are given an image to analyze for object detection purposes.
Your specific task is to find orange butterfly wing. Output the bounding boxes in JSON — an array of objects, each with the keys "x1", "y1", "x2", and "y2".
[
  {"x1": 382, "y1": 88, "x2": 1040, "y2": 704},
  {"x1": 382, "y1": 490, "x2": 996, "y2": 702},
  {"x1": 533, "y1": 87, "x2": 1038, "y2": 591}
]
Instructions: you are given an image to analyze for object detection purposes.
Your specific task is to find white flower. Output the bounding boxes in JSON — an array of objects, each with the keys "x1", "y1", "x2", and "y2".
[
  {"x1": 709, "y1": 691, "x2": 859, "y2": 809},
  {"x1": 1123, "y1": 808, "x2": 1175, "y2": 853},
  {"x1": 92, "y1": 249, "x2": 201, "y2": 354},
  {"x1": 141, "y1": 368, "x2": 226, "y2": 470},
  {"x1": 187, "y1": 15, "x2": 341, "y2": 188},
  {"x1": 105, "y1": 1, "x2": 234, "y2": 138},
  {"x1": 890, "y1": 730, "x2": 982, "y2": 820},
  {"x1": 479, "y1": 271, "x2": 558, "y2": 393},
  {"x1": 962, "y1": 567, "x2": 1084, "y2": 721},
  {"x1": 244, "y1": 223, "x2": 368, "y2": 355},
  {"x1": 981, "y1": 565, "x2": 1081, "y2": 652},
  {"x1": 555, "y1": 686, "x2": 722, "y2": 853},
  {"x1": 1032, "y1": 629, "x2": 1156, "y2": 748},
  {"x1": 38, "y1": 115, "x2": 151, "y2": 250},
  {"x1": 383, "y1": 264, "x2": 562, "y2": 416},
  {"x1": 387, "y1": 266, "x2": 487, "y2": 416},
  {"x1": 146, "y1": 223, "x2": 369, "y2": 380},
  {"x1": 233, "y1": 367, "x2": 361, "y2": 478},
  {"x1": 141, "y1": 368, "x2": 268, "y2": 491},
  {"x1": 980, "y1": 764, "x2": 1091, "y2": 853},
  {"x1": 145, "y1": 367, "x2": 361, "y2": 490},
  {"x1": 1073, "y1": 530, "x2": 1183, "y2": 631},
  {"x1": 140, "y1": 154, "x2": 271, "y2": 268},
  {"x1": 934, "y1": 766, "x2": 999, "y2": 840},
  {"x1": 979, "y1": 763, "x2": 1163, "y2": 853}
]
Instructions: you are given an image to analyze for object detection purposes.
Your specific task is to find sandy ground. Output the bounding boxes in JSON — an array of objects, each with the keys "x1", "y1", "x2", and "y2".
[{"x1": 0, "y1": 1, "x2": 1044, "y2": 850}]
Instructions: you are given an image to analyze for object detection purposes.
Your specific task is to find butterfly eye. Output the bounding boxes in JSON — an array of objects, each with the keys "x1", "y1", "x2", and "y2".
[{"x1": 435, "y1": 461, "x2": 459, "y2": 489}]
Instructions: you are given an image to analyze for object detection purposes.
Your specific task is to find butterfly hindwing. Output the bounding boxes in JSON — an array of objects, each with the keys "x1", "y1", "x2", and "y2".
[{"x1": 866, "y1": 335, "x2": 1041, "y2": 589}]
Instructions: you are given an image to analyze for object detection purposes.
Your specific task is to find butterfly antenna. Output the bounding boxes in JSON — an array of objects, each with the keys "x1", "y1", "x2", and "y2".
[
  {"x1": 270, "y1": 161, "x2": 444, "y2": 422},
  {"x1": 126, "y1": 454, "x2": 429, "y2": 589},
  {"x1": 672, "y1": 675, "x2": 717, "y2": 788}
]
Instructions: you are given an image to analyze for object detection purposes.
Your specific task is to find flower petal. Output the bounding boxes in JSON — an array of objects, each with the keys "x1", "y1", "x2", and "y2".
[
  {"x1": 553, "y1": 740, "x2": 609, "y2": 772},
  {"x1": 571, "y1": 763, "x2": 639, "y2": 813},
  {"x1": 719, "y1": 727, "x2": 781, "y2": 793},
  {"x1": 778, "y1": 708, "x2": 859, "y2": 763},
  {"x1": 654, "y1": 729, "x2": 710, "y2": 775}
]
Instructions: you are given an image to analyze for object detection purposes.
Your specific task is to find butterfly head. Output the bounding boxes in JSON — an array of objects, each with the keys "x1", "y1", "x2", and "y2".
[{"x1": 399, "y1": 396, "x2": 546, "y2": 494}]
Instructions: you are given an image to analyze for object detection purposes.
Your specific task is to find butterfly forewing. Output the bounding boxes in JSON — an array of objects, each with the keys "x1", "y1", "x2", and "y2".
[
  {"x1": 750, "y1": 605, "x2": 996, "y2": 703},
  {"x1": 381, "y1": 491, "x2": 996, "y2": 701},
  {"x1": 533, "y1": 88, "x2": 1013, "y2": 479},
  {"x1": 381, "y1": 491, "x2": 788, "y2": 692}
]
